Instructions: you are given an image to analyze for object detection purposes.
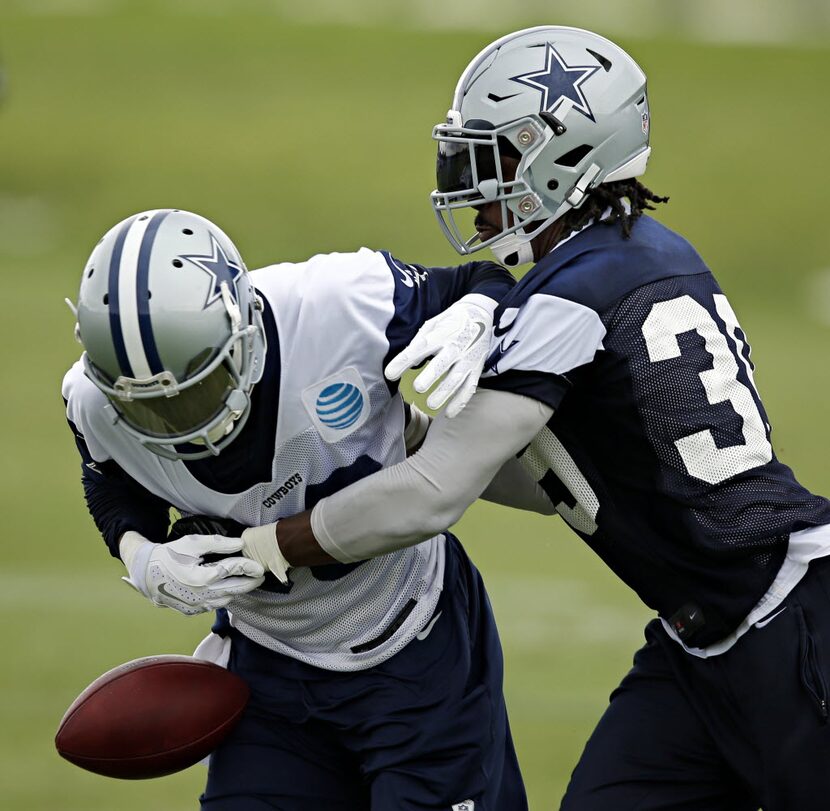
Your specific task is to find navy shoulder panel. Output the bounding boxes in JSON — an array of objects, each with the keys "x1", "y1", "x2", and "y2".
[{"x1": 522, "y1": 216, "x2": 710, "y2": 314}]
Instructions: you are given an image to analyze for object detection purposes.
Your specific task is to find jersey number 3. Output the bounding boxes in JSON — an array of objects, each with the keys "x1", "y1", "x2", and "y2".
[{"x1": 642, "y1": 294, "x2": 772, "y2": 485}]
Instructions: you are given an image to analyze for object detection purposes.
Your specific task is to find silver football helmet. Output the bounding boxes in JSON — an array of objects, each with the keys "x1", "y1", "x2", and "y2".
[
  {"x1": 73, "y1": 209, "x2": 266, "y2": 459},
  {"x1": 431, "y1": 26, "x2": 651, "y2": 266}
]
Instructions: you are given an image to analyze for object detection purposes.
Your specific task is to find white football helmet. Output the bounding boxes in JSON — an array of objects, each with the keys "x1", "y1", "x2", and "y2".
[
  {"x1": 73, "y1": 209, "x2": 266, "y2": 459},
  {"x1": 431, "y1": 26, "x2": 651, "y2": 266}
]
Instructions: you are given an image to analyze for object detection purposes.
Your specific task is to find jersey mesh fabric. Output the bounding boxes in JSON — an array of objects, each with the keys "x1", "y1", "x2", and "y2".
[
  {"x1": 63, "y1": 249, "x2": 454, "y2": 671},
  {"x1": 226, "y1": 381, "x2": 445, "y2": 671},
  {"x1": 483, "y1": 218, "x2": 830, "y2": 647},
  {"x1": 546, "y1": 273, "x2": 829, "y2": 644},
  {"x1": 230, "y1": 540, "x2": 442, "y2": 671},
  {"x1": 603, "y1": 272, "x2": 828, "y2": 554}
]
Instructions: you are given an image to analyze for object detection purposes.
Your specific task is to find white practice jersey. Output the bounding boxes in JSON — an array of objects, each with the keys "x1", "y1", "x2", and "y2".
[{"x1": 64, "y1": 248, "x2": 510, "y2": 670}]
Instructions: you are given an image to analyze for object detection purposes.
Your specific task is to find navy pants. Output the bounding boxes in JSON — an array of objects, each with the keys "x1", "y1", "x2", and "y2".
[
  {"x1": 201, "y1": 535, "x2": 527, "y2": 811},
  {"x1": 562, "y1": 556, "x2": 830, "y2": 810}
]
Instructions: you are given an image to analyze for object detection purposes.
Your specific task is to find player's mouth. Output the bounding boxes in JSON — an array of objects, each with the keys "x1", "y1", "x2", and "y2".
[{"x1": 474, "y1": 215, "x2": 499, "y2": 241}]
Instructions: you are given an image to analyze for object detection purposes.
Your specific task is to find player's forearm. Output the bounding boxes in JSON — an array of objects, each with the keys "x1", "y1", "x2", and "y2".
[
  {"x1": 282, "y1": 389, "x2": 552, "y2": 565},
  {"x1": 277, "y1": 514, "x2": 338, "y2": 566},
  {"x1": 81, "y1": 467, "x2": 170, "y2": 558},
  {"x1": 310, "y1": 460, "x2": 452, "y2": 561},
  {"x1": 66, "y1": 415, "x2": 170, "y2": 558},
  {"x1": 407, "y1": 400, "x2": 553, "y2": 513}
]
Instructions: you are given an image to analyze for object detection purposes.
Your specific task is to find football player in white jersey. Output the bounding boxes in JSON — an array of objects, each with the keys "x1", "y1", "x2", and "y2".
[
  {"x1": 267, "y1": 27, "x2": 830, "y2": 811},
  {"x1": 62, "y1": 209, "x2": 530, "y2": 810}
]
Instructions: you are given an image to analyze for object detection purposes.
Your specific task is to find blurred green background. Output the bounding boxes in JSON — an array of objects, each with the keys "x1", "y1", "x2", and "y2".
[{"x1": 1, "y1": 3, "x2": 828, "y2": 809}]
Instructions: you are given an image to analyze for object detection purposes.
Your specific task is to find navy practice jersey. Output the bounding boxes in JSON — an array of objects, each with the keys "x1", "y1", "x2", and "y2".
[
  {"x1": 64, "y1": 249, "x2": 513, "y2": 670},
  {"x1": 480, "y1": 216, "x2": 830, "y2": 647}
]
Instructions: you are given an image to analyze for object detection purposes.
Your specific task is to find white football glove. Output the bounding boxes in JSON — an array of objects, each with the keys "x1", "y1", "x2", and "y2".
[
  {"x1": 120, "y1": 531, "x2": 266, "y2": 616},
  {"x1": 385, "y1": 293, "x2": 497, "y2": 418}
]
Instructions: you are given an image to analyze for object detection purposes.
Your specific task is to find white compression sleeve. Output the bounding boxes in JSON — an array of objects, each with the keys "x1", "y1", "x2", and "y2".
[
  {"x1": 312, "y1": 388, "x2": 553, "y2": 563},
  {"x1": 480, "y1": 454, "x2": 556, "y2": 514}
]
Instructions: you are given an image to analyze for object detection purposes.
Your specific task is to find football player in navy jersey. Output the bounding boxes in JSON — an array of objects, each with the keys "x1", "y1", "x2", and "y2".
[
  {"x1": 271, "y1": 27, "x2": 830, "y2": 810},
  {"x1": 62, "y1": 209, "x2": 530, "y2": 809}
]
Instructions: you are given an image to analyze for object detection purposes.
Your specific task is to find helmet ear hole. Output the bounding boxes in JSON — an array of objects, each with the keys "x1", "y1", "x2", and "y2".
[
  {"x1": 555, "y1": 144, "x2": 593, "y2": 168},
  {"x1": 497, "y1": 135, "x2": 521, "y2": 160}
]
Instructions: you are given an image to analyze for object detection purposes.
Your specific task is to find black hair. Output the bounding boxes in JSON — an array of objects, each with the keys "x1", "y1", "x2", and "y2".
[{"x1": 559, "y1": 179, "x2": 669, "y2": 240}]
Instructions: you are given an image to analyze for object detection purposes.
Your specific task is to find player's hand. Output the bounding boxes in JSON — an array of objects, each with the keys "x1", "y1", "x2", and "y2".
[
  {"x1": 121, "y1": 532, "x2": 265, "y2": 616},
  {"x1": 385, "y1": 293, "x2": 496, "y2": 418}
]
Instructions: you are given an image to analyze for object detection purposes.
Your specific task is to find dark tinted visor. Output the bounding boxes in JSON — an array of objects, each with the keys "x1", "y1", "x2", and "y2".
[
  {"x1": 436, "y1": 143, "x2": 500, "y2": 194},
  {"x1": 436, "y1": 119, "x2": 498, "y2": 194},
  {"x1": 113, "y1": 363, "x2": 235, "y2": 438}
]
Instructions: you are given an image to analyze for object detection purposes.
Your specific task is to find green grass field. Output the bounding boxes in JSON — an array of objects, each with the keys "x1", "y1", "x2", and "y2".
[{"x1": 1, "y1": 7, "x2": 828, "y2": 809}]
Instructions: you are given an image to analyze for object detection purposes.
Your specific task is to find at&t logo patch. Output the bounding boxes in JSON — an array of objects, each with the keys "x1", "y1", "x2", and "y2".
[
  {"x1": 316, "y1": 383, "x2": 363, "y2": 429},
  {"x1": 302, "y1": 366, "x2": 370, "y2": 443}
]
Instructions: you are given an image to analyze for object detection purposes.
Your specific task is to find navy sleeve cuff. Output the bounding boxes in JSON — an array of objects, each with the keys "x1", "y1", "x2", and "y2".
[
  {"x1": 465, "y1": 262, "x2": 515, "y2": 301},
  {"x1": 479, "y1": 369, "x2": 570, "y2": 411}
]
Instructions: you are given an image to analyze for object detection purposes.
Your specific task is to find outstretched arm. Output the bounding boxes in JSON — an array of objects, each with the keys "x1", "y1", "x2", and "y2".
[{"x1": 277, "y1": 388, "x2": 552, "y2": 566}]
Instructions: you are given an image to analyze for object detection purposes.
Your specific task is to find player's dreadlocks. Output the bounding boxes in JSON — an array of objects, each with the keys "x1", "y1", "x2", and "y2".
[{"x1": 559, "y1": 179, "x2": 670, "y2": 240}]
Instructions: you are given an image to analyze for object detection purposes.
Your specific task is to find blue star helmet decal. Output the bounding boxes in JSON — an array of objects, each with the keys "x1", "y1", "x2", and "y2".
[
  {"x1": 178, "y1": 233, "x2": 242, "y2": 309},
  {"x1": 511, "y1": 43, "x2": 601, "y2": 122}
]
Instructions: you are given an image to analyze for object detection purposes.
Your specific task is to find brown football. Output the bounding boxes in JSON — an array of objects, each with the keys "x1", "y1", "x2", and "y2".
[{"x1": 55, "y1": 655, "x2": 249, "y2": 779}]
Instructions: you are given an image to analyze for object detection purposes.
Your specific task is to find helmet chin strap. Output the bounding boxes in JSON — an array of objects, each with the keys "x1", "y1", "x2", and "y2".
[{"x1": 490, "y1": 231, "x2": 535, "y2": 268}]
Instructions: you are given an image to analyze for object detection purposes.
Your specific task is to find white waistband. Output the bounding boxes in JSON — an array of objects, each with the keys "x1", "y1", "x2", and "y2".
[{"x1": 662, "y1": 523, "x2": 830, "y2": 659}]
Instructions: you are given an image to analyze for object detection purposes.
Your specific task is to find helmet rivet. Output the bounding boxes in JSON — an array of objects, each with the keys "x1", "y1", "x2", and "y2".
[
  {"x1": 547, "y1": 179, "x2": 559, "y2": 191},
  {"x1": 518, "y1": 195, "x2": 537, "y2": 214},
  {"x1": 517, "y1": 128, "x2": 534, "y2": 146}
]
